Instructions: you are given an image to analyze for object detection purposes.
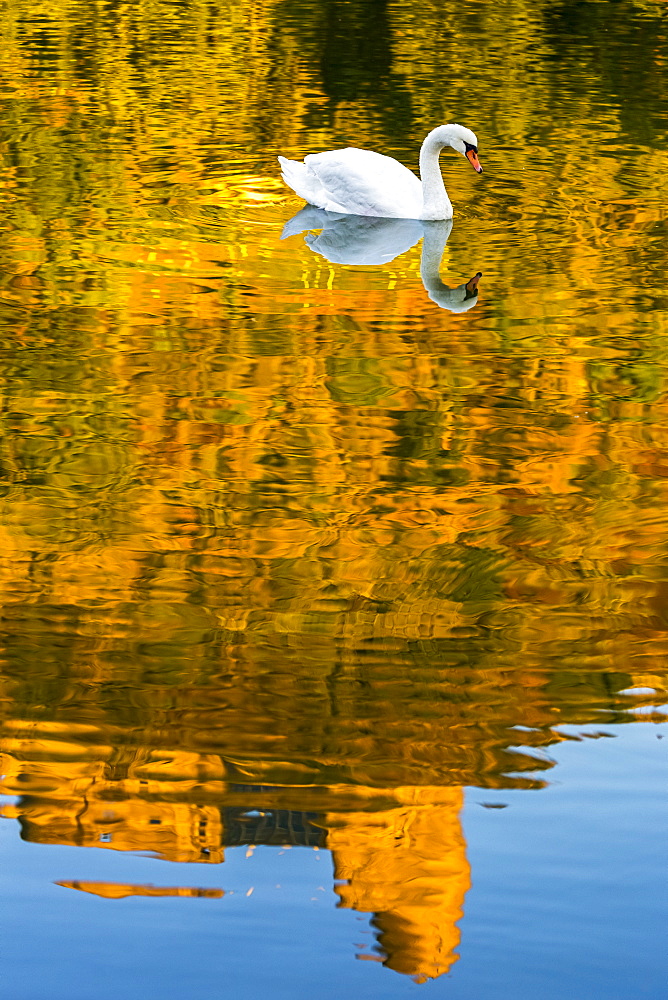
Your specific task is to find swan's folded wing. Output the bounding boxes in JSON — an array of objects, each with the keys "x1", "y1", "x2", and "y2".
[{"x1": 305, "y1": 148, "x2": 423, "y2": 219}]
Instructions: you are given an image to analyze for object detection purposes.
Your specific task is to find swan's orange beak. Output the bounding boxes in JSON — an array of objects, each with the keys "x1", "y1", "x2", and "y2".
[{"x1": 466, "y1": 148, "x2": 483, "y2": 173}]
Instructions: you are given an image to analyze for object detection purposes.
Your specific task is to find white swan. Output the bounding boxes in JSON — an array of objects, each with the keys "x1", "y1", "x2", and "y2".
[{"x1": 278, "y1": 124, "x2": 482, "y2": 221}]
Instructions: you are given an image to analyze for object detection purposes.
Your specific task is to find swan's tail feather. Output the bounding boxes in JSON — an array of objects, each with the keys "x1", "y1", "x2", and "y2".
[
  {"x1": 278, "y1": 155, "x2": 299, "y2": 186},
  {"x1": 278, "y1": 155, "x2": 325, "y2": 209}
]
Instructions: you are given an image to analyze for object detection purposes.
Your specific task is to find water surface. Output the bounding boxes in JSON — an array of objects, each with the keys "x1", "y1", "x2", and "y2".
[{"x1": 1, "y1": 1, "x2": 667, "y2": 997}]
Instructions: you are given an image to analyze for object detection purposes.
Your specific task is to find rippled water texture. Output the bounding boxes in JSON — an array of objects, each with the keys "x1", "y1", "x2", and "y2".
[{"x1": 1, "y1": 2, "x2": 667, "y2": 998}]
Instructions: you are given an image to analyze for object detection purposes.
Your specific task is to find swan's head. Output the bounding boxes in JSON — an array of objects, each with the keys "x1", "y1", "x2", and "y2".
[{"x1": 440, "y1": 124, "x2": 483, "y2": 174}]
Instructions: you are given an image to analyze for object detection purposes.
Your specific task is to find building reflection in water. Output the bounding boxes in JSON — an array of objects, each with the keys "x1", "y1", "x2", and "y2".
[{"x1": 1, "y1": 746, "x2": 469, "y2": 984}]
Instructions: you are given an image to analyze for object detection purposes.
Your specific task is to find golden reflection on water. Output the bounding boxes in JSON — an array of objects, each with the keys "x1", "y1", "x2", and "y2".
[{"x1": 1, "y1": 0, "x2": 668, "y2": 985}]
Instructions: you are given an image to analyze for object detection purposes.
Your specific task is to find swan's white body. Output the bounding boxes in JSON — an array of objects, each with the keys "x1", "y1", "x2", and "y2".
[{"x1": 278, "y1": 124, "x2": 482, "y2": 221}]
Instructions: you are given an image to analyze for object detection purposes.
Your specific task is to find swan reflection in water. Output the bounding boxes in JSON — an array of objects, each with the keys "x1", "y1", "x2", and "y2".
[{"x1": 282, "y1": 207, "x2": 482, "y2": 313}]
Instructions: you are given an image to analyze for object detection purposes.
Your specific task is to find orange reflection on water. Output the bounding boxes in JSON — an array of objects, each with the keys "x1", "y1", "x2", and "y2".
[
  {"x1": 58, "y1": 881, "x2": 224, "y2": 900},
  {"x1": 328, "y1": 788, "x2": 469, "y2": 983}
]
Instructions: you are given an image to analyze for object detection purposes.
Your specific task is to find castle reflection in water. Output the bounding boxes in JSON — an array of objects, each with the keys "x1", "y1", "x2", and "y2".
[{"x1": 2, "y1": 740, "x2": 470, "y2": 983}]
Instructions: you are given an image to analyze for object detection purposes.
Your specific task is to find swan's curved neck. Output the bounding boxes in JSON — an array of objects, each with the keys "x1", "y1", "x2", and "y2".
[{"x1": 419, "y1": 126, "x2": 455, "y2": 221}]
